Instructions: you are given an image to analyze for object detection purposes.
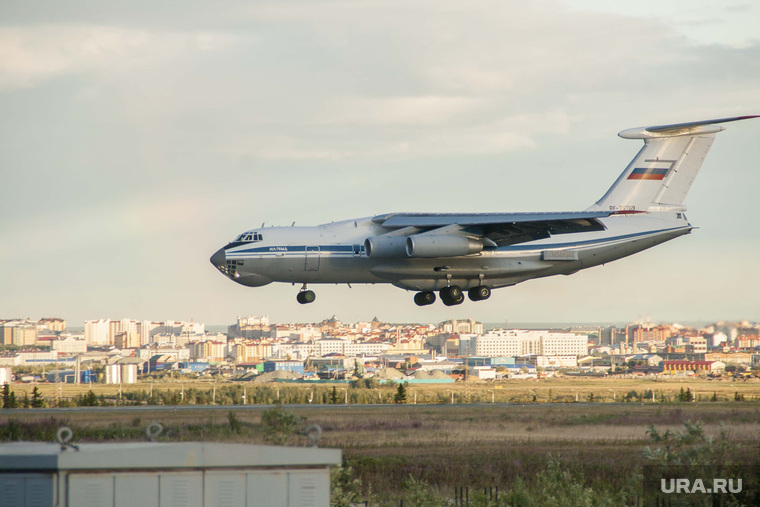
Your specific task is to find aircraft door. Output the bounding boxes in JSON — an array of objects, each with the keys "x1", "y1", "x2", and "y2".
[{"x1": 305, "y1": 246, "x2": 320, "y2": 271}]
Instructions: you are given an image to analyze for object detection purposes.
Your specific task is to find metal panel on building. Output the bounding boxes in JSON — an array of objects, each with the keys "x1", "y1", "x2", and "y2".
[
  {"x1": 247, "y1": 470, "x2": 288, "y2": 507},
  {"x1": 114, "y1": 474, "x2": 159, "y2": 507},
  {"x1": 288, "y1": 470, "x2": 330, "y2": 507},
  {"x1": 204, "y1": 471, "x2": 245, "y2": 506},
  {"x1": 0, "y1": 474, "x2": 54, "y2": 507},
  {"x1": 0, "y1": 441, "x2": 340, "y2": 507},
  {"x1": 159, "y1": 472, "x2": 203, "y2": 507}
]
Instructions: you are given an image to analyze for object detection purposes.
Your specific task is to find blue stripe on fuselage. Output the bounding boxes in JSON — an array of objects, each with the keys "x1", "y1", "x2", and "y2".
[
  {"x1": 225, "y1": 228, "x2": 687, "y2": 257},
  {"x1": 228, "y1": 245, "x2": 360, "y2": 255}
]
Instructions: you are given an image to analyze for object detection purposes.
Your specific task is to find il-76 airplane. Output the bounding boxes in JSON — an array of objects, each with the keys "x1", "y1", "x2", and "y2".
[{"x1": 211, "y1": 116, "x2": 757, "y2": 306}]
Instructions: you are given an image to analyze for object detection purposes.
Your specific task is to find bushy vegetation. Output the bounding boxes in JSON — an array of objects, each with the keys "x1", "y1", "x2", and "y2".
[
  {"x1": 2, "y1": 402, "x2": 760, "y2": 505},
  {"x1": 261, "y1": 404, "x2": 305, "y2": 445},
  {"x1": 5, "y1": 374, "x2": 760, "y2": 410}
]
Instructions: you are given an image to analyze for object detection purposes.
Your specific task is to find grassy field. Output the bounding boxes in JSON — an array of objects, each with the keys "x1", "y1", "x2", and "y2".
[
  {"x1": 7, "y1": 375, "x2": 760, "y2": 404},
  {"x1": 3, "y1": 377, "x2": 760, "y2": 505}
]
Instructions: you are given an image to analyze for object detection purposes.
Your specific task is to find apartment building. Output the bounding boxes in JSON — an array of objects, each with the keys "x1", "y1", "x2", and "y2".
[{"x1": 465, "y1": 330, "x2": 588, "y2": 357}]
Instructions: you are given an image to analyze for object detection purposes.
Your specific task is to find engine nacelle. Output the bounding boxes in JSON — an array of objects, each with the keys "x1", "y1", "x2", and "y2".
[
  {"x1": 405, "y1": 235, "x2": 483, "y2": 258},
  {"x1": 364, "y1": 236, "x2": 408, "y2": 258}
]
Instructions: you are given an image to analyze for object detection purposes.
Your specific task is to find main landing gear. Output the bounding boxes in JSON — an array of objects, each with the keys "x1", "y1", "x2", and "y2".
[
  {"x1": 413, "y1": 285, "x2": 491, "y2": 306},
  {"x1": 468, "y1": 285, "x2": 491, "y2": 302},
  {"x1": 413, "y1": 291, "x2": 436, "y2": 306},
  {"x1": 296, "y1": 284, "x2": 316, "y2": 304},
  {"x1": 440, "y1": 285, "x2": 464, "y2": 306}
]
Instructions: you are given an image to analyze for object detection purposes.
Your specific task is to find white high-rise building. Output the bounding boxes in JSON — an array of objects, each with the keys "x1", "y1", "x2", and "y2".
[
  {"x1": 139, "y1": 321, "x2": 159, "y2": 346},
  {"x1": 467, "y1": 330, "x2": 588, "y2": 357},
  {"x1": 84, "y1": 319, "x2": 110, "y2": 346}
]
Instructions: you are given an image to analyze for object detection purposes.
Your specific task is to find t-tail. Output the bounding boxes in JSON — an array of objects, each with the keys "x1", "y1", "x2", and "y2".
[{"x1": 588, "y1": 116, "x2": 758, "y2": 213}]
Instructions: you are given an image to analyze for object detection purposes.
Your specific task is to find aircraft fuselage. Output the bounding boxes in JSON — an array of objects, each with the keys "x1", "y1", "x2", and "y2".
[{"x1": 211, "y1": 212, "x2": 691, "y2": 292}]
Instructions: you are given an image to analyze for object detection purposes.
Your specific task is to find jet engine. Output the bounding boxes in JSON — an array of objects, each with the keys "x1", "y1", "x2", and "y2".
[
  {"x1": 364, "y1": 236, "x2": 408, "y2": 258},
  {"x1": 405, "y1": 235, "x2": 483, "y2": 258}
]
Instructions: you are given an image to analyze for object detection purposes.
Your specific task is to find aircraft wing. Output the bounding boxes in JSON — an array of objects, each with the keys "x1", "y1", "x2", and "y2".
[{"x1": 372, "y1": 211, "x2": 610, "y2": 247}]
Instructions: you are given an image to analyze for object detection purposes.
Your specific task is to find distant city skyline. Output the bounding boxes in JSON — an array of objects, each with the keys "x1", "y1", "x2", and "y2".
[
  {"x1": 4, "y1": 315, "x2": 757, "y2": 333},
  {"x1": 2, "y1": 1, "x2": 759, "y2": 325}
]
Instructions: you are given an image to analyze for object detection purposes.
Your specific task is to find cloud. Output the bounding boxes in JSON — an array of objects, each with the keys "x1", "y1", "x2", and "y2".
[{"x1": 0, "y1": 25, "x2": 239, "y2": 90}]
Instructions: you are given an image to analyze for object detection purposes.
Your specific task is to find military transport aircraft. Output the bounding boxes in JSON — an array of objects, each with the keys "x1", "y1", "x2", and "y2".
[{"x1": 210, "y1": 116, "x2": 757, "y2": 306}]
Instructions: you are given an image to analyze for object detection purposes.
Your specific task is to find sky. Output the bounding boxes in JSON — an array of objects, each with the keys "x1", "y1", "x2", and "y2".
[{"x1": 1, "y1": 0, "x2": 759, "y2": 327}]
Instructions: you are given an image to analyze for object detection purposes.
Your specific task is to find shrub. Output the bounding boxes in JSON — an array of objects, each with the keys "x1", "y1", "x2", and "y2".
[{"x1": 261, "y1": 405, "x2": 304, "y2": 445}]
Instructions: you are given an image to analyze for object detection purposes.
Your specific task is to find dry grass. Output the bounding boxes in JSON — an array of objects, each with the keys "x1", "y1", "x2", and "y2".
[
  {"x1": 3, "y1": 397, "x2": 759, "y2": 501},
  {"x1": 8, "y1": 375, "x2": 760, "y2": 404}
]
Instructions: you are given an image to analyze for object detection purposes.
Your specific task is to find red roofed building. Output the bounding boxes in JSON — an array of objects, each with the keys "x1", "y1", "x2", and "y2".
[{"x1": 662, "y1": 360, "x2": 725, "y2": 375}]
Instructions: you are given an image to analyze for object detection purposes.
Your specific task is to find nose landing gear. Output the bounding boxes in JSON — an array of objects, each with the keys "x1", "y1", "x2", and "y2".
[{"x1": 296, "y1": 284, "x2": 316, "y2": 304}]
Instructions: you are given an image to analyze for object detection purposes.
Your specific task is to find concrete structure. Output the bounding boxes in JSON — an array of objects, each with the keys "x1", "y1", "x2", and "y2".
[
  {"x1": 86, "y1": 319, "x2": 204, "y2": 347},
  {"x1": 684, "y1": 337, "x2": 707, "y2": 354},
  {"x1": 272, "y1": 339, "x2": 390, "y2": 360},
  {"x1": 466, "y1": 330, "x2": 587, "y2": 358},
  {"x1": 0, "y1": 440, "x2": 341, "y2": 506},
  {"x1": 441, "y1": 319, "x2": 483, "y2": 334},
  {"x1": 704, "y1": 352, "x2": 753, "y2": 364},
  {"x1": 0, "y1": 350, "x2": 61, "y2": 367},
  {"x1": 138, "y1": 346, "x2": 190, "y2": 363},
  {"x1": 661, "y1": 360, "x2": 725, "y2": 375},
  {"x1": 471, "y1": 366, "x2": 496, "y2": 380},
  {"x1": 598, "y1": 327, "x2": 618, "y2": 346},
  {"x1": 38, "y1": 318, "x2": 66, "y2": 332},
  {"x1": 532, "y1": 355, "x2": 579, "y2": 369},
  {"x1": 50, "y1": 336, "x2": 87, "y2": 354},
  {"x1": 188, "y1": 340, "x2": 227, "y2": 362},
  {"x1": 0, "y1": 321, "x2": 37, "y2": 346}
]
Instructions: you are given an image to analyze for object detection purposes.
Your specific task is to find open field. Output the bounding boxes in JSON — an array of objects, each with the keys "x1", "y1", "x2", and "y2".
[
  {"x1": 6, "y1": 375, "x2": 760, "y2": 405},
  {"x1": 3, "y1": 380, "x2": 760, "y2": 504}
]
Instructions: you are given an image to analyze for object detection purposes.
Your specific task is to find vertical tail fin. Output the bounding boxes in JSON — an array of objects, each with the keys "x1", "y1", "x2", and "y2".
[{"x1": 589, "y1": 116, "x2": 758, "y2": 212}]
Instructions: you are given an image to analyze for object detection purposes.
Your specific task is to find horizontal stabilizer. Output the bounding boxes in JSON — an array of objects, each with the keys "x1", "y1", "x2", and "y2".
[{"x1": 619, "y1": 115, "x2": 759, "y2": 139}]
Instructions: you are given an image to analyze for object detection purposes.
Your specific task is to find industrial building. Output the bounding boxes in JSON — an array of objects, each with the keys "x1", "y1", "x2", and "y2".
[{"x1": 0, "y1": 439, "x2": 341, "y2": 506}]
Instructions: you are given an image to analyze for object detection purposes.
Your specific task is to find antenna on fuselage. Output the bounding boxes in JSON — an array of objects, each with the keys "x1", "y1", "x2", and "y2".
[
  {"x1": 292, "y1": 221, "x2": 296, "y2": 226},
  {"x1": 261, "y1": 222, "x2": 265, "y2": 228}
]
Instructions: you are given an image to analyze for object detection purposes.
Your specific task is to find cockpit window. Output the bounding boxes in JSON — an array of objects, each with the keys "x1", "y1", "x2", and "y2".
[{"x1": 233, "y1": 232, "x2": 263, "y2": 243}]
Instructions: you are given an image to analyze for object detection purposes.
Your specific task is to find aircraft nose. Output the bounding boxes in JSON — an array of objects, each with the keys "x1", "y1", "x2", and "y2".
[{"x1": 210, "y1": 247, "x2": 226, "y2": 270}]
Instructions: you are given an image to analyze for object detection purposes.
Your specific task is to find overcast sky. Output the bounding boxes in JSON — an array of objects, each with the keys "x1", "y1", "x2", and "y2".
[{"x1": 1, "y1": 1, "x2": 759, "y2": 327}]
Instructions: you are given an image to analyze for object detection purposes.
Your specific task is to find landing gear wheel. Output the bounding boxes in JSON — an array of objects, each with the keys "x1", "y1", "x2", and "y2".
[
  {"x1": 440, "y1": 286, "x2": 464, "y2": 306},
  {"x1": 468, "y1": 286, "x2": 491, "y2": 302},
  {"x1": 296, "y1": 290, "x2": 316, "y2": 304},
  {"x1": 414, "y1": 291, "x2": 436, "y2": 306}
]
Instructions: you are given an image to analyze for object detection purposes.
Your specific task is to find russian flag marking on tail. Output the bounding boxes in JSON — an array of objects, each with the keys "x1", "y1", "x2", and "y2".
[{"x1": 628, "y1": 168, "x2": 669, "y2": 180}]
